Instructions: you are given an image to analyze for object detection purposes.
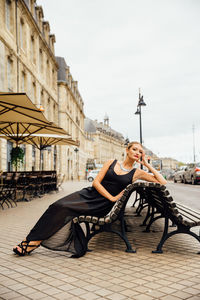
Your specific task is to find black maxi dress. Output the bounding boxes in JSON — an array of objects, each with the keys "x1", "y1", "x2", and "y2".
[{"x1": 26, "y1": 160, "x2": 136, "y2": 257}]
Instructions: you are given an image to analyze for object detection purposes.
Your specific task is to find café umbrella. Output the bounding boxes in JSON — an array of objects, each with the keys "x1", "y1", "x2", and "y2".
[{"x1": 0, "y1": 92, "x2": 68, "y2": 145}]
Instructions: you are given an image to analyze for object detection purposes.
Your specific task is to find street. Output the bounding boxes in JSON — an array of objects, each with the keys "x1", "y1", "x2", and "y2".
[
  {"x1": 166, "y1": 182, "x2": 200, "y2": 211},
  {"x1": 0, "y1": 180, "x2": 200, "y2": 300}
]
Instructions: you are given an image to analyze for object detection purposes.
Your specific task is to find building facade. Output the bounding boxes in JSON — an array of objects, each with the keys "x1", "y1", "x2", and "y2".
[
  {"x1": 56, "y1": 57, "x2": 86, "y2": 180},
  {"x1": 0, "y1": 0, "x2": 60, "y2": 172}
]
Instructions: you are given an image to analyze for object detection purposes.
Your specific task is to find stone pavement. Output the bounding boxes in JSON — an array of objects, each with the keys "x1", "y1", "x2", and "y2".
[{"x1": 0, "y1": 181, "x2": 200, "y2": 300}]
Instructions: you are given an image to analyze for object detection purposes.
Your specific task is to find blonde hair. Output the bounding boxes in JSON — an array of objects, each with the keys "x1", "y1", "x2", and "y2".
[{"x1": 127, "y1": 141, "x2": 143, "y2": 149}]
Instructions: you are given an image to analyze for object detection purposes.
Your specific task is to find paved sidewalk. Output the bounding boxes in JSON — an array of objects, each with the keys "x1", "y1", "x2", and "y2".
[{"x1": 0, "y1": 181, "x2": 200, "y2": 300}]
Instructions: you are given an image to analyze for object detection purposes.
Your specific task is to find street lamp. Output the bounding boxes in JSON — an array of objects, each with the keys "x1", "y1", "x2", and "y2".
[{"x1": 135, "y1": 89, "x2": 146, "y2": 169}]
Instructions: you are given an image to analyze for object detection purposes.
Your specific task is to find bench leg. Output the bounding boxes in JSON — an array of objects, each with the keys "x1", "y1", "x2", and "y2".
[
  {"x1": 152, "y1": 217, "x2": 169, "y2": 253},
  {"x1": 132, "y1": 192, "x2": 140, "y2": 207},
  {"x1": 112, "y1": 229, "x2": 136, "y2": 253},
  {"x1": 120, "y1": 216, "x2": 136, "y2": 253},
  {"x1": 144, "y1": 215, "x2": 163, "y2": 233},
  {"x1": 87, "y1": 222, "x2": 136, "y2": 253},
  {"x1": 152, "y1": 219, "x2": 200, "y2": 254},
  {"x1": 140, "y1": 204, "x2": 152, "y2": 227}
]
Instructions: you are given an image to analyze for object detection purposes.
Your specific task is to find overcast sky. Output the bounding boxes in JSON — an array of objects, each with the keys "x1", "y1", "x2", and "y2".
[{"x1": 37, "y1": 0, "x2": 200, "y2": 163}]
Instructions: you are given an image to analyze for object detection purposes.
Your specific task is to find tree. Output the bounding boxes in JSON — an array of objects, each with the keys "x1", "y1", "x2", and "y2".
[{"x1": 11, "y1": 147, "x2": 25, "y2": 171}]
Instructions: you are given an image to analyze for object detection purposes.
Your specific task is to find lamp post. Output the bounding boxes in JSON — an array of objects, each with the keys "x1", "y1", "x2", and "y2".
[{"x1": 135, "y1": 89, "x2": 146, "y2": 169}]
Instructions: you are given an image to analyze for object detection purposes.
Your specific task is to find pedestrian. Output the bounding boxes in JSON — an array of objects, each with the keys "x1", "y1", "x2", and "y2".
[{"x1": 13, "y1": 141, "x2": 167, "y2": 258}]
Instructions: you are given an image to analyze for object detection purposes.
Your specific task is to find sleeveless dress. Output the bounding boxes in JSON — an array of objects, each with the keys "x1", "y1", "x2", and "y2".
[{"x1": 26, "y1": 160, "x2": 136, "y2": 257}]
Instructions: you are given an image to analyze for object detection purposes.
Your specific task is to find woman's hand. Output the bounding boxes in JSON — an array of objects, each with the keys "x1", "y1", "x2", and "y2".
[
  {"x1": 110, "y1": 190, "x2": 125, "y2": 202},
  {"x1": 137, "y1": 150, "x2": 149, "y2": 168}
]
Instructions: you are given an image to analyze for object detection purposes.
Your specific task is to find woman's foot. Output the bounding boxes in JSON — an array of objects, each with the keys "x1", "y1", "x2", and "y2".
[{"x1": 13, "y1": 240, "x2": 41, "y2": 256}]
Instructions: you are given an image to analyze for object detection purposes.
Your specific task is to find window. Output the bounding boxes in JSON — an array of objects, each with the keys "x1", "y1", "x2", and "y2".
[
  {"x1": 21, "y1": 71, "x2": 25, "y2": 92},
  {"x1": 53, "y1": 103, "x2": 56, "y2": 122},
  {"x1": 32, "y1": 81, "x2": 36, "y2": 102},
  {"x1": 39, "y1": 49, "x2": 43, "y2": 73},
  {"x1": 7, "y1": 58, "x2": 12, "y2": 91},
  {"x1": 7, "y1": 141, "x2": 13, "y2": 171},
  {"x1": 30, "y1": 35, "x2": 35, "y2": 62},
  {"x1": 32, "y1": 146, "x2": 36, "y2": 171},
  {"x1": 19, "y1": 20, "x2": 24, "y2": 49},
  {"x1": 52, "y1": 69, "x2": 54, "y2": 88},
  {"x1": 53, "y1": 146, "x2": 57, "y2": 170},
  {"x1": 5, "y1": 0, "x2": 11, "y2": 30},
  {"x1": 46, "y1": 60, "x2": 49, "y2": 84},
  {"x1": 47, "y1": 98, "x2": 51, "y2": 120}
]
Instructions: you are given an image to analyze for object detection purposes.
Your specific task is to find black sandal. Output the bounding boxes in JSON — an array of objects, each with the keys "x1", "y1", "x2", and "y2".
[{"x1": 13, "y1": 241, "x2": 40, "y2": 256}]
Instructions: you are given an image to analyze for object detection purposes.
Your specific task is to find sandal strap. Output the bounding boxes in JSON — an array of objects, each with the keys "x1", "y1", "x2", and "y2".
[{"x1": 18, "y1": 241, "x2": 40, "y2": 254}]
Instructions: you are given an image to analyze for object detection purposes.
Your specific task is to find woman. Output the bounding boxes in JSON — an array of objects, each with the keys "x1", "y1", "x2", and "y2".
[{"x1": 13, "y1": 141, "x2": 167, "y2": 258}]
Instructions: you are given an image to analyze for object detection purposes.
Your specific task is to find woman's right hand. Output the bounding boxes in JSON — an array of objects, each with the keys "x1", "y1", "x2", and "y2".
[{"x1": 110, "y1": 190, "x2": 125, "y2": 202}]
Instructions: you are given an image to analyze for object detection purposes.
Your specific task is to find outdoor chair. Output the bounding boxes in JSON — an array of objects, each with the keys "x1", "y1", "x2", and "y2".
[{"x1": 0, "y1": 173, "x2": 17, "y2": 209}]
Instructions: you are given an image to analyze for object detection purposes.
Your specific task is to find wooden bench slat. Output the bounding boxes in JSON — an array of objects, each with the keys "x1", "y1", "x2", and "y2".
[
  {"x1": 176, "y1": 207, "x2": 200, "y2": 222},
  {"x1": 176, "y1": 203, "x2": 200, "y2": 220}
]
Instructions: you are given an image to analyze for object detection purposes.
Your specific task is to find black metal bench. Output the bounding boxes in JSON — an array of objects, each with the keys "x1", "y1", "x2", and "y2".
[
  {"x1": 133, "y1": 182, "x2": 200, "y2": 253},
  {"x1": 73, "y1": 182, "x2": 200, "y2": 254},
  {"x1": 73, "y1": 184, "x2": 138, "y2": 253}
]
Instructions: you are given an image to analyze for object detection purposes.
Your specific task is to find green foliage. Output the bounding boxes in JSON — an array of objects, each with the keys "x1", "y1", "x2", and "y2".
[{"x1": 11, "y1": 147, "x2": 24, "y2": 169}]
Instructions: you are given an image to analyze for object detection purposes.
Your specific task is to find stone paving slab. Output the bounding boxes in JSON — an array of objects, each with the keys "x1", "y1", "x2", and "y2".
[{"x1": 0, "y1": 181, "x2": 200, "y2": 300}]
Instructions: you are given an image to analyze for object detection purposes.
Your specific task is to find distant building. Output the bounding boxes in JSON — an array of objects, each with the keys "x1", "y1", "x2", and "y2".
[
  {"x1": 160, "y1": 157, "x2": 179, "y2": 170},
  {"x1": 85, "y1": 117, "x2": 125, "y2": 167}
]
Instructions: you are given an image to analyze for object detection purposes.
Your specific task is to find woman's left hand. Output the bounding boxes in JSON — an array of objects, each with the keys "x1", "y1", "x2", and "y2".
[{"x1": 137, "y1": 150, "x2": 148, "y2": 167}]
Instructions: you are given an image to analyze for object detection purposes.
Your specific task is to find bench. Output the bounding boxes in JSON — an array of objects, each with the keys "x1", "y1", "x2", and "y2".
[
  {"x1": 133, "y1": 182, "x2": 200, "y2": 253},
  {"x1": 73, "y1": 184, "x2": 139, "y2": 253},
  {"x1": 73, "y1": 182, "x2": 200, "y2": 254}
]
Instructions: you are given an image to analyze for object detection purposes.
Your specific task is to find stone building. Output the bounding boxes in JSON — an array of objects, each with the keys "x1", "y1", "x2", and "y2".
[
  {"x1": 56, "y1": 56, "x2": 86, "y2": 180},
  {"x1": 84, "y1": 116, "x2": 125, "y2": 167},
  {"x1": 0, "y1": 0, "x2": 61, "y2": 172},
  {"x1": 159, "y1": 157, "x2": 179, "y2": 170}
]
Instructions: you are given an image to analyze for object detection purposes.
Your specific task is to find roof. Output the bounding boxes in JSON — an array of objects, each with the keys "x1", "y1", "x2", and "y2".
[
  {"x1": 84, "y1": 118, "x2": 96, "y2": 133},
  {"x1": 56, "y1": 57, "x2": 67, "y2": 81},
  {"x1": 84, "y1": 118, "x2": 124, "y2": 141}
]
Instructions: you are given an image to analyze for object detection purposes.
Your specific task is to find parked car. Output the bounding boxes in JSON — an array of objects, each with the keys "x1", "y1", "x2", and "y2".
[
  {"x1": 182, "y1": 162, "x2": 200, "y2": 184},
  {"x1": 160, "y1": 169, "x2": 175, "y2": 180},
  {"x1": 87, "y1": 169, "x2": 100, "y2": 182},
  {"x1": 173, "y1": 166, "x2": 187, "y2": 183}
]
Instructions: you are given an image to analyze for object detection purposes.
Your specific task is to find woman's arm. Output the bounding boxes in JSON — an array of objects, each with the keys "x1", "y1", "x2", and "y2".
[
  {"x1": 92, "y1": 160, "x2": 124, "y2": 202},
  {"x1": 133, "y1": 152, "x2": 167, "y2": 185}
]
